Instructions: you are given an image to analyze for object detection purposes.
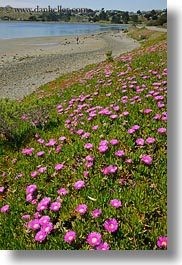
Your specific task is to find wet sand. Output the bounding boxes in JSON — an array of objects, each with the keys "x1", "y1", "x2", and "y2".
[{"x1": 0, "y1": 31, "x2": 140, "y2": 100}]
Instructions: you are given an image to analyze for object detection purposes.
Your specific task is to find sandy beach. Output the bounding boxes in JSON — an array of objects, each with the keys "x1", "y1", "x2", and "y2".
[{"x1": 0, "y1": 30, "x2": 140, "y2": 100}]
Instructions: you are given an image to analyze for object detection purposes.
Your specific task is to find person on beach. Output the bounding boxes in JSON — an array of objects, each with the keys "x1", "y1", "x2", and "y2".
[{"x1": 76, "y1": 36, "x2": 79, "y2": 44}]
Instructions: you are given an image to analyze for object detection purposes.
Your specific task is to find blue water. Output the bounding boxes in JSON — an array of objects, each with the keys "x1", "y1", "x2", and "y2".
[{"x1": 0, "y1": 21, "x2": 129, "y2": 39}]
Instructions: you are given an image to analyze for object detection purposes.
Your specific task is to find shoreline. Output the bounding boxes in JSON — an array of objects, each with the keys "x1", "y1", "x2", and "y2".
[{"x1": 0, "y1": 30, "x2": 140, "y2": 100}]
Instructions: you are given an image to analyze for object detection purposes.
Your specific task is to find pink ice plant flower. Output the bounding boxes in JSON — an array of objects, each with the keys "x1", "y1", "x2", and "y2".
[
  {"x1": 96, "y1": 242, "x2": 110, "y2": 251},
  {"x1": 98, "y1": 145, "x2": 108, "y2": 153},
  {"x1": 28, "y1": 219, "x2": 40, "y2": 230},
  {"x1": 115, "y1": 150, "x2": 125, "y2": 157},
  {"x1": 35, "y1": 231, "x2": 47, "y2": 242},
  {"x1": 57, "y1": 188, "x2": 68, "y2": 196},
  {"x1": 1, "y1": 204, "x2": 9, "y2": 213},
  {"x1": 141, "y1": 155, "x2": 152, "y2": 165},
  {"x1": 76, "y1": 204, "x2": 87, "y2": 215},
  {"x1": 0, "y1": 186, "x2": 5, "y2": 192},
  {"x1": 55, "y1": 164, "x2": 64, "y2": 171},
  {"x1": 31, "y1": 171, "x2": 38, "y2": 178},
  {"x1": 22, "y1": 148, "x2": 34, "y2": 155},
  {"x1": 85, "y1": 155, "x2": 95, "y2": 161},
  {"x1": 38, "y1": 167, "x2": 47, "y2": 173},
  {"x1": 100, "y1": 140, "x2": 108, "y2": 146},
  {"x1": 128, "y1": 128, "x2": 135, "y2": 134},
  {"x1": 144, "y1": 109, "x2": 152, "y2": 114},
  {"x1": 84, "y1": 143, "x2": 93, "y2": 149},
  {"x1": 92, "y1": 209, "x2": 102, "y2": 218},
  {"x1": 132, "y1": 125, "x2": 140, "y2": 131},
  {"x1": 26, "y1": 184, "x2": 37, "y2": 194},
  {"x1": 50, "y1": 202, "x2": 61, "y2": 212},
  {"x1": 41, "y1": 222, "x2": 53, "y2": 235},
  {"x1": 39, "y1": 216, "x2": 50, "y2": 226},
  {"x1": 136, "y1": 138, "x2": 145, "y2": 146},
  {"x1": 110, "y1": 139, "x2": 119, "y2": 145},
  {"x1": 146, "y1": 137, "x2": 155, "y2": 144},
  {"x1": 157, "y1": 127, "x2": 167, "y2": 134},
  {"x1": 36, "y1": 151, "x2": 45, "y2": 157},
  {"x1": 157, "y1": 236, "x2": 168, "y2": 248},
  {"x1": 64, "y1": 231, "x2": 76, "y2": 243},
  {"x1": 87, "y1": 232, "x2": 102, "y2": 246},
  {"x1": 45, "y1": 139, "x2": 56, "y2": 146},
  {"x1": 104, "y1": 218, "x2": 118, "y2": 232},
  {"x1": 110, "y1": 199, "x2": 122, "y2": 208},
  {"x1": 74, "y1": 180, "x2": 85, "y2": 190}
]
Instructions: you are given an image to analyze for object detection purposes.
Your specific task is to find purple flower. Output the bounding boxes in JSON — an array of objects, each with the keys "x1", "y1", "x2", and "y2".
[
  {"x1": 128, "y1": 129, "x2": 135, "y2": 134},
  {"x1": 45, "y1": 139, "x2": 56, "y2": 147},
  {"x1": 125, "y1": 158, "x2": 133, "y2": 164},
  {"x1": 38, "y1": 167, "x2": 47, "y2": 173},
  {"x1": 100, "y1": 140, "x2": 108, "y2": 146},
  {"x1": 59, "y1": 136, "x2": 66, "y2": 141},
  {"x1": 37, "y1": 197, "x2": 51, "y2": 211},
  {"x1": 96, "y1": 242, "x2": 110, "y2": 250},
  {"x1": 84, "y1": 143, "x2": 93, "y2": 149},
  {"x1": 157, "y1": 236, "x2": 168, "y2": 248},
  {"x1": 108, "y1": 165, "x2": 117, "y2": 173},
  {"x1": 50, "y1": 202, "x2": 61, "y2": 212},
  {"x1": 28, "y1": 219, "x2": 40, "y2": 230},
  {"x1": 157, "y1": 127, "x2": 167, "y2": 134},
  {"x1": 87, "y1": 232, "x2": 102, "y2": 246},
  {"x1": 136, "y1": 138, "x2": 145, "y2": 146},
  {"x1": 41, "y1": 222, "x2": 53, "y2": 234},
  {"x1": 55, "y1": 164, "x2": 64, "y2": 171},
  {"x1": 57, "y1": 188, "x2": 68, "y2": 196},
  {"x1": 84, "y1": 171, "x2": 89, "y2": 177},
  {"x1": 141, "y1": 155, "x2": 152, "y2": 165},
  {"x1": 146, "y1": 137, "x2": 155, "y2": 144},
  {"x1": 0, "y1": 186, "x2": 5, "y2": 192},
  {"x1": 35, "y1": 231, "x2": 47, "y2": 242},
  {"x1": 64, "y1": 231, "x2": 76, "y2": 243},
  {"x1": 37, "y1": 138, "x2": 45, "y2": 144},
  {"x1": 104, "y1": 218, "x2": 118, "y2": 232},
  {"x1": 115, "y1": 150, "x2": 125, "y2": 157},
  {"x1": 76, "y1": 204, "x2": 87, "y2": 215},
  {"x1": 98, "y1": 145, "x2": 108, "y2": 153},
  {"x1": 132, "y1": 125, "x2": 140, "y2": 131},
  {"x1": 110, "y1": 139, "x2": 119, "y2": 145},
  {"x1": 26, "y1": 193, "x2": 34, "y2": 202},
  {"x1": 26, "y1": 184, "x2": 37, "y2": 194},
  {"x1": 144, "y1": 109, "x2": 152, "y2": 114},
  {"x1": 85, "y1": 155, "x2": 95, "y2": 162},
  {"x1": 1, "y1": 204, "x2": 9, "y2": 213},
  {"x1": 39, "y1": 216, "x2": 50, "y2": 226},
  {"x1": 110, "y1": 199, "x2": 122, "y2": 208},
  {"x1": 22, "y1": 148, "x2": 34, "y2": 155},
  {"x1": 76, "y1": 129, "x2": 84, "y2": 135},
  {"x1": 12, "y1": 158, "x2": 17, "y2": 163},
  {"x1": 91, "y1": 209, "x2": 102, "y2": 218},
  {"x1": 36, "y1": 151, "x2": 45, "y2": 157},
  {"x1": 74, "y1": 180, "x2": 85, "y2": 190},
  {"x1": 22, "y1": 214, "x2": 31, "y2": 220},
  {"x1": 31, "y1": 171, "x2": 38, "y2": 178},
  {"x1": 92, "y1": 125, "x2": 99, "y2": 130}
]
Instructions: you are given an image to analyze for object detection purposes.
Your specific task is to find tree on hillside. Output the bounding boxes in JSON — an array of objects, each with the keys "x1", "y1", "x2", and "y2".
[
  {"x1": 130, "y1": 14, "x2": 138, "y2": 23},
  {"x1": 122, "y1": 11, "x2": 129, "y2": 24}
]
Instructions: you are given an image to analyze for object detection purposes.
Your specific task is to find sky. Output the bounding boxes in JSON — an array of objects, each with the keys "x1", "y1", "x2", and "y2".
[{"x1": 0, "y1": 0, "x2": 167, "y2": 12}]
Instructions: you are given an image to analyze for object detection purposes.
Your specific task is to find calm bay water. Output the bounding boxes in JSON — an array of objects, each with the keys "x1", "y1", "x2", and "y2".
[{"x1": 0, "y1": 21, "x2": 129, "y2": 39}]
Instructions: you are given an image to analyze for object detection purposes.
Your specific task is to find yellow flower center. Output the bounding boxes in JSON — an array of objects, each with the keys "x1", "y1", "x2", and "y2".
[{"x1": 92, "y1": 238, "x2": 97, "y2": 243}]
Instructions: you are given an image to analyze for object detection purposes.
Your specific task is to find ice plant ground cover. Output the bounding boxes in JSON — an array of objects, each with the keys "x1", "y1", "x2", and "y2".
[{"x1": 0, "y1": 29, "x2": 167, "y2": 250}]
